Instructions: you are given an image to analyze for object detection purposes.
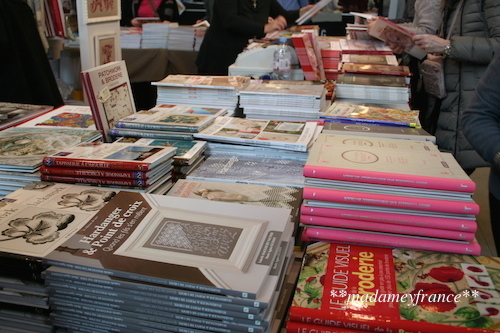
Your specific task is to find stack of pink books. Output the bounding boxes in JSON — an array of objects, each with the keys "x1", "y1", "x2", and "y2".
[
  {"x1": 300, "y1": 133, "x2": 481, "y2": 255},
  {"x1": 318, "y1": 36, "x2": 342, "y2": 80}
]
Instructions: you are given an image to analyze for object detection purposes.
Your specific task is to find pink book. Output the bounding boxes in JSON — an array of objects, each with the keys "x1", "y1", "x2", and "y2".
[
  {"x1": 304, "y1": 140, "x2": 476, "y2": 193},
  {"x1": 300, "y1": 203, "x2": 477, "y2": 232},
  {"x1": 300, "y1": 214, "x2": 475, "y2": 241},
  {"x1": 303, "y1": 187, "x2": 480, "y2": 215},
  {"x1": 301, "y1": 226, "x2": 482, "y2": 255}
]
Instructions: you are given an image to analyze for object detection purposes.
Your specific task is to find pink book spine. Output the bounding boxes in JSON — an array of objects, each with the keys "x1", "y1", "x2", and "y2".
[
  {"x1": 301, "y1": 227, "x2": 482, "y2": 255},
  {"x1": 300, "y1": 214, "x2": 475, "y2": 241},
  {"x1": 302, "y1": 187, "x2": 480, "y2": 215},
  {"x1": 302, "y1": 165, "x2": 476, "y2": 193},
  {"x1": 300, "y1": 204, "x2": 477, "y2": 232}
]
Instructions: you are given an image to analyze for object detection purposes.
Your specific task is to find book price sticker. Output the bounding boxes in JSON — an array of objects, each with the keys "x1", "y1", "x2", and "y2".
[{"x1": 97, "y1": 86, "x2": 111, "y2": 103}]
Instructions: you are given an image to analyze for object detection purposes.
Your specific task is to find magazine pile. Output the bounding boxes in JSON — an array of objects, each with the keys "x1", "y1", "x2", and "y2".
[
  {"x1": 239, "y1": 80, "x2": 328, "y2": 121},
  {"x1": 110, "y1": 103, "x2": 230, "y2": 141},
  {"x1": 300, "y1": 133, "x2": 481, "y2": 255},
  {"x1": 152, "y1": 74, "x2": 251, "y2": 110},
  {"x1": 286, "y1": 241, "x2": 500, "y2": 333},
  {"x1": 0, "y1": 182, "x2": 295, "y2": 332},
  {"x1": 40, "y1": 141, "x2": 177, "y2": 194}
]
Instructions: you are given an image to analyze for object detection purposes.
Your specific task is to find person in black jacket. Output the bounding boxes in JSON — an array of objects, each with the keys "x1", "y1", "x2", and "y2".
[
  {"x1": 121, "y1": 0, "x2": 179, "y2": 27},
  {"x1": 196, "y1": 0, "x2": 312, "y2": 75}
]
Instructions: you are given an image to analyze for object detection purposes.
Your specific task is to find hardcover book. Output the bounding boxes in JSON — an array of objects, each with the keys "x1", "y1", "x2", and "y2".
[
  {"x1": 0, "y1": 102, "x2": 53, "y2": 131},
  {"x1": 187, "y1": 154, "x2": 306, "y2": 188},
  {"x1": 81, "y1": 60, "x2": 136, "y2": 142},
  {"x1": 109, "y1": 127, "x2": 195, "y2": 141},
  {"x1": 113, "y1": 104, "x2": 229, "y2": 133},
  {"x1": 340, "y1": 53, "x2": 399, "y2": 66},
  {"x1": 287, "y1": 242, "x2": 500, "y2": 331},
  {"x1": 368, "y1": 16, "x2": 427, "y2": 59},
  {"x1": 42, "y1": 142, "x2": 177, "y2": 171},
  {"x1": 338, "y1": 39, "x2": 393, "y2": 55},
  {"x1": 341, "y1": 63, "x2": 412, "y2": 78},
  {"x1": 42, "y1": 191, "x2": 292, "y2": 299},
  {"x1": 321, "y1": 121, "x2": 436, "y2": 143},
  {"x1": 0, "y1": 127, "x2": 102, "y2": 172},
  {"x1": 321, "y1": 102, "x2": 420, "y2": 127},
  {"x1": 167, "y1": 179, "x2": 303, "y2": 224},
  {"x1": 304, "y1": 140, "x2": 476, "y2": 193},
  {"x1": 194, "y1": 116, "x2": 318, "y2": 152}
]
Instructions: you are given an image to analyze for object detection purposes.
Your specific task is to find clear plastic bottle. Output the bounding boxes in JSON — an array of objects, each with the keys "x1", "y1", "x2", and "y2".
[{"x1": 272, "y1": 37, "x2": 292, "y2": 80}]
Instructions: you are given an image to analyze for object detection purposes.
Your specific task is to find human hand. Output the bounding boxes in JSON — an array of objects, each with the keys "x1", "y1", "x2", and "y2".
[
  {"x1": 413, "y1": 34, "x2": 449, "y2": 54},
  {"x1": 299, "y1": 4, "x2": 315, "y2": 18},
  {"x1": 264, "y1": 15, "x2": 287, "y2": 33},
  {"x1": 131, "y1": 18, "x2": 142, "y2": 27}
]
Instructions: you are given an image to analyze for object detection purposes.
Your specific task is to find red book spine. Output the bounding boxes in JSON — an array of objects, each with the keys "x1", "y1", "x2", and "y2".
[
  {"x1": 286, "y1": 321, "x2": 361, "y2": 333},
  {"x1": 302, "y1": 165, "x2": 477, "y2": 193},
  {"x1": 302, "y1": 187, "x2": 480, "y2": 215},
  {"x1": 301, "y1": 227, "x2": 482, "y2": 255},
  {"x1": 40, "y1": 174, "x2": 151, "y2": 186},
  {"x1": 300, "y1": 204, "x2": 477, "y2": 232},
  {"x1": 42, "y1": 156, "x2": 152, "y2": 171},
  {"x1": 300, "y1": 214, "x2": 475, "y2": 241},
  {"x1": 39, "y1": 166, "x2": 149, "y2": 179}
]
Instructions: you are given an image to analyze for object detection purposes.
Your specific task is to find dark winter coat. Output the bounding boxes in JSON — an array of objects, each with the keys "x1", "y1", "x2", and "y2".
[{"x1": 196, "y1": 0, "x2": 299, "y2": 75}]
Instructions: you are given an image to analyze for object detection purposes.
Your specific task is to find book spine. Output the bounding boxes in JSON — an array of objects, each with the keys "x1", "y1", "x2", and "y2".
[
  {"x1": 42, "y1": 156, "x2": 151, "y2": 171},
  {"x1": 302, "y1": 187, "x2": 479, "y2": 215},
  {"x1": 109, "y1": 128, "x2": 194, "y2": 141},
  {"x1": 300, "y1": 204, "x2": 477, "y2": 232},
  {"x1": 39, "y1": 166, "x2": 149, "y2": 179},
  {"x1": 286, "y1": 321, "x2": 363, "y2": 333},
  {"x1": 302, "y1": 166, "x2": 476, "y2": 193},
  {"x1": 300, "y1": 214, "x2": 475, "y2": 241},
  {"x1": 42, "y1": 258, "x2": 257, "y2": 299},
  {"x1": 193, "y1": 134, "x2": 307, "y2": 152},
  {"x1": 319, "y1": 115, "x2": 413, "y2": 127},
  {"x1": 301, "y1": 227, "x2": 482, "y2": 255},
  {"x1": 40, "y1": 174, "x2": 152, "y2": 186},
  {"x1": 114, "y1": 121, "x2": 200, "y2": 133}
]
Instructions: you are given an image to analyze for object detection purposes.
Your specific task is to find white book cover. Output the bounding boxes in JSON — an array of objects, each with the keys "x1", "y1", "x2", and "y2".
[
  {"x1": 153, "y1": 74, "x2": 250, "y2": 90},
  {"x1": 42, "y1": 142, "x2": 177, "y2": 171},
  {"x1": 81, "y1": 60, "x2": 136, "y2": 142},
  {"x1": 16, "y1": 105, "x2": 96, "y2": 130},
  {"x1": 42, "y1": 191, "x2": 292, "y2": 299},
  {"x1": 194, "y1": 116, "x2": 317, "y2": 152}
]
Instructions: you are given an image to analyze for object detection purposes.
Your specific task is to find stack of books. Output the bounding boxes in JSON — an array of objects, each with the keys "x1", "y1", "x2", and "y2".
[
  {"x1": 152, "y1": 74, "x2": 251, "y2": 111},
  {"x1": 141, "y1": 22, "x2": 170, "y2": 48},
  {"x1": 339, "y1": 38, "x2": 393, "y2": 55},
  {"x1": 318, "y1": 36, "x2": 341, "y2": 80},
  {"x1": 120, "y1": 27, "x2": 143, "y2": 49},
  {"x1": 286, "y1": 241, "x2": 500, "y2": 332},
  {"x1": 114, "y1": 137, "x2": 208, "y2": 180},
  {"x1": 334, "y1": 73, "x2": 411, "y2": 105},
  {"x1": 0, "y1": 126, "x2": 101, "y2": 197},
  {"x1": 39, "y1": 141, "x2": 177, "y2": 194},
  {"x1": 239, "y1": 80, "x2": 328, "y2": 121},
  {"x1": 109, "y1": 103, "x2": 230, "y2": 141},
  {"x1": 320, "y1": 101, "x2": 420, "y2": 127},
  {"x1": 0, "y1": 101, "x2": 53, "y2": 131},
  {"x1": 24, "y1": 183, "x2": 292, "y2": 333},
  {"x1": 205, "y1": 142, "x2": 309, "y2": 161},
  {"x1": 291, "y1": 33, "x2": 323, "y2": 80},
  {"x1": 299, "y1": 133, "x2": 481, "y2": 255},
  {"x1": 340, "y1": 62, "x2": 412, "y2": 84},
  {"x1": 168, "y1": 25, "x2": 204, "y2": 51},
  {"x1": 340, "y1": 53, "x2": 399, "y2": 67}
]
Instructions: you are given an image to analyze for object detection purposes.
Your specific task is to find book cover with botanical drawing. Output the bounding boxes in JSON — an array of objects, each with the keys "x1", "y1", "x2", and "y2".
[{"x1": 288, "y1": 242, "x2": 500, "y2": 332}]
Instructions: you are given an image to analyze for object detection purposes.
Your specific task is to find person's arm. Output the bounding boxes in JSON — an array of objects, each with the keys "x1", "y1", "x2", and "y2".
[
  {"x1": 406, "y1": 0, "x2": 442, "y2": 35},
  {"x1": 462, "y1": 52, "x2": 500, "y2": 165}
]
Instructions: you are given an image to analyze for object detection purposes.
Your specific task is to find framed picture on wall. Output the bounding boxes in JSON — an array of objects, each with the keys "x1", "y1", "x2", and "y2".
[
  {"x1": 94, "y1": 34, "x2": 117, "y2": 65},
  {"x1": 84, "y1": 0, "x2": 121, "y2": 23}
]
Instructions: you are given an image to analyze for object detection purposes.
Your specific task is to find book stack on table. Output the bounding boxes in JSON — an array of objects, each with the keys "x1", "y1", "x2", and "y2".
[
  {"x1": 299, "y1": 133, "x2": 481, "y2": 255},
  {"x1": 152, "y1": 74, "x2": 251, "y2": 111},
  {"x1": 109, "y1": 103, "x2": 230, "y2": 141},
  {"x1": 285, "y1": 241, "x2": 500, "y2": 333},
  {"x1": 239, "y1": 80, "x2": 328, "y2": 121},
  {"x1": 39, "y1": 141, "x2": 177, "y2": 194},
  {"x1": 318, "y1": 36, "x2": 341, "y2": 80}
]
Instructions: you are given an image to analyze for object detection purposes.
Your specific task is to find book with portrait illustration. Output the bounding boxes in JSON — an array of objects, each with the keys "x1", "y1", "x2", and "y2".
[
  {"x1": 287, "y1": 241, "x2": 500, "y2": 332},
  {"x1": 113, "y1": 104, "x2": 229, "y2": 133},
  {"x1": 368, "y1": 16, "x2": 427, "y2": 60},
  {"x1": 81, "y1": 60, "x2": 136, "y2": 142}
]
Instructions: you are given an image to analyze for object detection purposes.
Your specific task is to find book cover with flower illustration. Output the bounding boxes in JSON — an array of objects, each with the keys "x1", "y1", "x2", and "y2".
[{"x1": 287, "y1": 242, "x2": 500, "y2": 332}]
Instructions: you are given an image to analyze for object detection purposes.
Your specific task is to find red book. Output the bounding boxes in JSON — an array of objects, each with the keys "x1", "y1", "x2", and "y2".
[
  {"x1": 39, "y1": 165, "x2": 167, "y2": 180},
  {"x1": 300, "y1": 214, "x2": 475, "y2": 241},
  {"x1": 301, "y1": 226, "x2": 481, "y2": 255},
  {"x1": 300, "y1": 204, "x2": 477, "y2": 232},
  {"x1": 303, "y1": 187, "x2": 479, "y2": 215},
  {"x1": 341, "y1": 63, "x2": 412, "y2": 77},
  {"x1": 318, "y1": 38, "x2": 341, "y2": 58},
  {"x1": 286, "y1": 321, "x2": 360, "y2": 333},
  {"x1": 291, "y1": 33, "x2": 321, "y2": 80},
  {"x1": 288, "y1": 242, "x2": 500, "y2": 332},
  {"x1": 40, "y1": 174, "x2": 161, "y2": 187}
]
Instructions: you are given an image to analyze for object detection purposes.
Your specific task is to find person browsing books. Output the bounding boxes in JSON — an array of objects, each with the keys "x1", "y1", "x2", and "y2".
[
  {"x1": 121, "y1": 0, "x2": 179, "y2": 27},
  {"x1": 462, "y1": 51, "x2": 500, "y2": 256},
  {"x1": 196, "y1": 0, "x2": 314, "y2": 75}
]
